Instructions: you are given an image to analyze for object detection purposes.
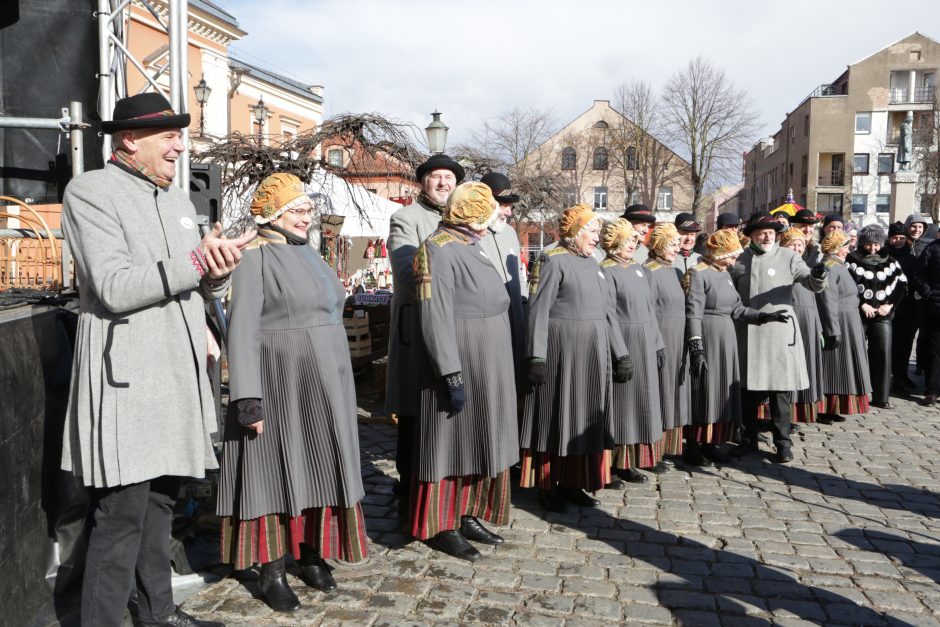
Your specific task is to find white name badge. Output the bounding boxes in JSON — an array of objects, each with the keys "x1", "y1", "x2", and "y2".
[
  {"x1": 180, "y1": 216, "x2": 195, "y2": 230},
  {"x1": 767, "y1": 268, "x2": 776, "y2": 277},
  {"x1": 598, "y1": 271, "x2": 605, "y2": 279}
]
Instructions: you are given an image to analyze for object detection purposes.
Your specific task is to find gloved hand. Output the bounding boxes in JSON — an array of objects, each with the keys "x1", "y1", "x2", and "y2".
[
  {"x1": 822, "y1": 334, "x2": 841, "y2": 350},
  {"x1": 235, "y1": 397, "x2": 263, "y2": 426},
  {"x1": 758, "y1": 309, "x2": 790, "y2": 324},
  {"x1": 811, "y1": 262, "x2": 829, "y2": 280},
  {"x1": 613, "y1": 354, "x2": 634, "y2": 383},
  {"x1": 527, "y1": 358, "x2": 547, "y2": 388},
  {"x1": 689, "y1": 337, "x2": 707, "y2": 378},
  {"x1": 442, "y1": 372, "x2": 466, "y2": 416},
  {"x1": 657, "y1": 348, "x2": 665, "y2": 370}
]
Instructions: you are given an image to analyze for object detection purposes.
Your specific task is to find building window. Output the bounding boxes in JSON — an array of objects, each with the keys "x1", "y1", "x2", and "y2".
[
  {"x1": 627, "y1": 190, "x2": 640, "y2": 206},
  {"x1": 875, "y1": 194, "x2": 891, "y2": 213},
  {"x1": 877, "y1": 153, "x2": 894, "y2": 175},
  {"x1": 853, "y1": 153, "x2": 869, "y2": 175},
  {"x1": 657, "y1": 186, "x2": 673, "y2": 211},
  {"x1": 563, "y1": 187, "x2": 578, "y2": 206},
  {"x1": 855, "y1": 112, "x2": 872, "y2": 134},
  {"x1": 593, "y1": 187, "x2": 608, "y2": 211},
  {"x1": 592, "y1": 147, "x2": 609, "y2": 170},
  {"x1": 851, "y1": 194, "x2": 868, "y2": 213},
  {"x1": 328, "y1": 149, "x2": 344, "y2": 167},
  {"x1": 593, "y1": 120, "x2": 609, "y2": 129},
  {"x1": 626, "y1": 146, "x2": 638, "y2": 170},
  {"x1": 561, "y1": 147, "x2": 576, "y2": 170}
]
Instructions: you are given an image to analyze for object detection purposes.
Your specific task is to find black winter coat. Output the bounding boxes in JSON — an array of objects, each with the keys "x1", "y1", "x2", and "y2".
[
  {"x1": 919, "y1": 239, "x2": 940, "y2": 316},
  {"x1": 846, "y1": 250, "x2": 907, "y2": 321}
]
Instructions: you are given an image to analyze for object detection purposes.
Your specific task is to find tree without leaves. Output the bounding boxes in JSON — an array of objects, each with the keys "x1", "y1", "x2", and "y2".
[
  {"x1": 914, "y1": 86, "x2": 940, "y2": 222},
  {"x1": 661, "y1": 57, "x2": 759, "y2": 221}
]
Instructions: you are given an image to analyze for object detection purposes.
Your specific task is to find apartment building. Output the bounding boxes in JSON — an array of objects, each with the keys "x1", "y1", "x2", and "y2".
[{"x1": 742, "y1": 32, "x2": 939, "y2": 225}]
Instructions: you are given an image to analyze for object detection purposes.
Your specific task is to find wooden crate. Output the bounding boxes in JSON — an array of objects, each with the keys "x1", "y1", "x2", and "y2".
[{"x1": 344, "y1": 314, "x2": 371, "y2": 358}]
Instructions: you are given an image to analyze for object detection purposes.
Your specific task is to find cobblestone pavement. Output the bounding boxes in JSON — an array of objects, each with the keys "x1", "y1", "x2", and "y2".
[{"x1": 183, "y1": 394, "x2": 940, "y2": 626}]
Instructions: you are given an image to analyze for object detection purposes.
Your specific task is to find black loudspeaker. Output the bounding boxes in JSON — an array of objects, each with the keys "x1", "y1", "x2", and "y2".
[{"x1": 189, "y1": 163, "x2": 221, "y2": 226}]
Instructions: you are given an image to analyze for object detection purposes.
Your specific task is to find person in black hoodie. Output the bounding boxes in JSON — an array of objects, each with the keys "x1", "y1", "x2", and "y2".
[
  {"x1": 888, "y1": 221, "x2": 931, "y2": 395},
  {"x1": 919, "y1": 236, "x2": 940, "y2": 406},
  {"x1": 847, "y1": 225, "x2": 907, "y2": 408}
]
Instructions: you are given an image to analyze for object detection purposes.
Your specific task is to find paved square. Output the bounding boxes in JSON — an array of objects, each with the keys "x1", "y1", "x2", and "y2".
[{"x1": 184, "y1": 397, "x2": 940, "y2": 625}]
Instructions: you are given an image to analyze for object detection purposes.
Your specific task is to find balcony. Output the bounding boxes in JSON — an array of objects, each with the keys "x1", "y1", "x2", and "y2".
[
  {"x1": 809, "y1": 84, "x2": 846, "y2": 98},
  {"x1": 818, "y1": 172, "x2": 845, "y2": 187},
  {"x1": 886, "y1": 129, "x2": 934, "y2": 146},
  {"x1": 890, "y1": 86, "x2": 937, "y2": 104}
]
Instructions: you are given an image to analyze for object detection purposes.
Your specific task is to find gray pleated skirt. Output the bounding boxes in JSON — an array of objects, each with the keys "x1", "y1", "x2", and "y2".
[
  {"x1": 793, "y1": 304, "x2": 824, "y2": 404},
  {"x1": 218, "y1": 325, "x2": 365, "y2": 520},
  {"x1": 820, "y1": 308, "x2": 872, "y2": 395},
  {"x1": 690, "y1": 314, "x2": 741, "y2": 426},
  {"x1": 415, "y1": 314, "x2": 519, "y2": 483},
  {"x1": 521, "y1": 318, "x2": 612, "y2": 456},
  {"x1": 610, "y1": 322, "x2": 663, "y2": 445},
  {"x1": 658, "y1": 314, "x2": 691, "y2": 430}
]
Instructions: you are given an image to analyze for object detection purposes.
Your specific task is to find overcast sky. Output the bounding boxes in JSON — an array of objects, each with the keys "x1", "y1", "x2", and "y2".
[{"x1": 219, "y1": 0, "x2": 939, "y2": 155}]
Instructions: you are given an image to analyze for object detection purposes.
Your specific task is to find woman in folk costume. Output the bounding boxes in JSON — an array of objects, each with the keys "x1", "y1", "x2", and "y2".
[
  {"x1": 644, "y1": 224, "x2": 691, "y2": 460},
  {"x1": 409, "y1": 182, "x2": 519, "y2": 562},
  {"x1": 600, "y1": 219, "x2": 666, "y2": 484},
  {"x1": 521, "y1": 204, "x2": 631, "y2": 513},
  {"x1": 778, "y1": 228, "x2": 835, "y2": 424},
  {"x1": 816, "y1": 231, "x2": 873, "y2": 421},
  {"x1": 682, "y1": 230, "x2": 774, "y2": 465},
  {"x1": 219, "y1": 174, "x2": 368, "y2": 613}
]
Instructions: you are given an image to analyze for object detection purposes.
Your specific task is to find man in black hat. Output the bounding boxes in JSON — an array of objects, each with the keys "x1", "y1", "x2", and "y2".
[
  {"x1": 478, "y1": 173, "x2": 527, "y2": 383},
  {"x1": 672, "y1": 212, "x2": 702, "y2": 274},
  {"x1": 716, "y1": 212, "x2": 743, "y2": 232},
  {"x1": 386, "y1": 152, "x2": 465, "y2": 515},
  {"x1": 791, "y1": 209, "x2": 821, "y2": 264},
  {"x1": 61, "y1": 92, "x2": 245, "y2": 626},
  {"x1": 622, "y1": 203, "x2": 657, "y2": 263},
  {"x1": 729, "y1": 212, "x2": 828, "y2": 463}
]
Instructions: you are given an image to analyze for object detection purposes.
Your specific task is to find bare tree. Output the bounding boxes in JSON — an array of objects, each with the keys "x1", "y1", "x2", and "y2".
[
  {"x1": 661, "y1": 57, "x2": 759, "y2": 221},
  {"x1": 915, "y1": 86, "x2": 940, "y2": 221}
]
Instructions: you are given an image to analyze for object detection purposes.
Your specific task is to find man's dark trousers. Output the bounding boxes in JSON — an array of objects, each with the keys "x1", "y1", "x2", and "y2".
[
  {"x1": 742, "y1": 390, "x2": 792, "y2": 452},
  {"x1": 82, "y1": 476, "x2": 180, "y2": 627}
]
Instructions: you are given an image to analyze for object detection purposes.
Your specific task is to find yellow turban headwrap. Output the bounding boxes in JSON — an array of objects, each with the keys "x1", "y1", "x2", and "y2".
[
  {"x1": 443, "y1": 182, "x2": 498, "y2": 229},
  {"x1": 778, "y1": 227, "x2": 806, "y2": 249},
  {"x1": 251, "y1": 173, "x2": 306, "y2": 224},
  {"x1": 648, "y1": 223, "x2": 680, "y2": 256},
  {"x1": 706, "y1": 229, "x2": 743, "y2": 260},
  {"x1": 559, "y1": 204, "x2": 596, "y2": 239},
  {"x1": 600, "y1": 218, "x2": 637, "y2": 254},
  {"x1": 821, "y1": 230, "x2": 851, "y2": 255}
]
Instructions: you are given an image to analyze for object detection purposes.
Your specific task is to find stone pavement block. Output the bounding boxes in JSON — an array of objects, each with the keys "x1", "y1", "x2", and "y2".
[
  {"x1": 607, "y1": 566, "x2": 658, "y2": 587},
  {"x1": 761, "y1": 553, "x2": 811, "y2": 570},
  {"x1": 704, "y1": 576, "x2": 752, "y2": 594},
  {"x1": 621, "y1": 603, "x2": 674, "y2": 624},
  {"x1": 476, "y1": 590, "x2": 521, "y2": 606},
  {"x1": 556, "y1": 563, "x2": 606, "y2": 580},
  {"x1": 515, "y1": 560, "x2": 556, "y2": 575},
  {"x1": 319, "y1": 608, "x2": 379, "y2": 626},
  {"x1": 572, "y1": 595, "x2": 621, "y2": 620},
  {"x1": 426, "y1": 582, "x2": 475, "y2": 603},
  {"x1": 367, "y1": 593, "x2": 419, "y2": 615},
  {"x1": 673, "y1": 609, "x2": 723, "y2": 627},
  {"x1": 657, "y1": 589, "x2": 716, "y2": 610},
  {"x1": 373, "y1": 617, "x2": 430, "y2": 627},
  {"x1": 716, "y1": 593, "x2": 769, "y2": 615},
  {"x1": 524, "y1": 593, "x2": 576, "y2": 615},
  {"x1": 865, "y1": 590, "x2": 928, "y2": 613},
  {"x1": 853, "y1": 576, "x2": 906, "y2": 591},
  {"x1": 414, "y1": 598, "x2": 467, "y2": 621},
  {"x1": 461, "y1": 604, "x2": 515, "y2": 624},
  {"x1": 425, "y1": 561, "x2": 475, "y2": 582},
  {"x1": 377, "y1": 576, "x2": 434, "y2": 597},
  {"x1": 850, "y1": 560, "x2": 903, "y2": 578},
  {"x1": 616, "y1": 583, "x2": 659, "y2": 605},
  {"x1": 769, "y1": 599, "x2": 826, "y2": 621},
  {"x1": 317, "y1": 587, "x2": 370, "y2": 608},
  {"x1": 562, "y1": 578, "x2": 617, "y2": 597},
  {"x1": 472, "y1": 570, "x2": 520, "y2": 590},
  {"x1": 509, "y1": 611, "x2": 566, "y2": 627},
  {"x1": 519, "y1": 574, "x2": 560, "y2": 593}
]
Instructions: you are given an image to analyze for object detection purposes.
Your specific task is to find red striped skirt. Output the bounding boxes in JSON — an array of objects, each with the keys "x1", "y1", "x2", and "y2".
[
  {"x1": 409, "y1": 469, "x2": 511, "y2": 541},
  {"x1": 684, "y1": 421, "x2": 730, "y2": 445},
  {"x1": 221, "y1": 504, "x2": 369, "y2": 571},
  {"x1": 661, "y1": 426, "x2": 684, "y2": 456},
  {"x1": 612, "y1": 440, "x2": 664, "y2": 470},
  {"x1": 792, "y1": 401, "x2": 819, "y2": 423},
  {"x1": 823, "y1": 394, "x2": 869, "y2": 415},
  {"x1": 519, "y1": 449, "x2": 611, "y2": 492}
]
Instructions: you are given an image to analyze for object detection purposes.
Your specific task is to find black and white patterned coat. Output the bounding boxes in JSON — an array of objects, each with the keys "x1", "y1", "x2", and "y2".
[{"x1": 846, "y1": 250, "x2": 907, "y2": 320}]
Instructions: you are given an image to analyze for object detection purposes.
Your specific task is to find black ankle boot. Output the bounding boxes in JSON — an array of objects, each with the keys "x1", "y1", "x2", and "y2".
[
  {"x1": 558, "y1": 486, "x2": 602, "y2": 506},
  {"x1": 425, "y1": 529, "x2": 481, "y2": 561},
  {"x1": 614, "y1": 468, "x2": 648, "y2": 484},
  {"x1": 300, "y1": 558, "x2": 337, "y2": 592},
  {"x1": 259, "y1": 558, "x2": 301, "y2": 612},
  {"x1": 460, "y1": 516, "x2": 504, "y2": 545}
]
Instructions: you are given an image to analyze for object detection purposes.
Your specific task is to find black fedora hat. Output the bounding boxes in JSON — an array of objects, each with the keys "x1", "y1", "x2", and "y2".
[
  {"x1": 621, "y1": 203, "x2": 656, "y2": 223},
  {"x1": 716, "y1": 212, "x2": 742, "y2": 228},
  {"x1": 791, "y1": 209, "x2": 819, "y2": 225},
  {"x1": 674, "y1": 212, "x2": 701, "y2": 232},
  {"x1": 480, "y1": 172, "x2": 520, "y2": 204},
  {"x1": 101, "y1": 92, "x2": 191, "y2": 134},
  {"x1": 743, "y1": 211, "x2": 786, "y2": 236},
  {"x1": 415, "y1": 153, "x2": 465, "y2": 183}
]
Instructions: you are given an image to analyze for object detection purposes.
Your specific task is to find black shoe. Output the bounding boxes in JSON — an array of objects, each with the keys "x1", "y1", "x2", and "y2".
[
  {"x1": 775, "y1": 448, "x2": 794, "y2": 464},
  {"x1": 682, "y1": 444, "x2": 709, "y2": 466},
  {"x1": 300, "y1": 559, "x2": 337, "y2": 592},
  {"x1": 425, "y1": 530, "x2": 481, "y2": 562},
  {"x1": 460, "y1": 516, "x2": 504, "y2": 545},
  {"x1": 702, "y1": 444, "x2": 730, "y2": 464},
  {"x1": 605, "y1": 477, "x2": 628, "y2": 490},
  {"x1": 649, "y1": 461, "x2": 670, "y2": 474},
  {"x1": 730, "y1": 440, "x2": 759, "y2": 458},
  {"x1": 615, "y1": 468, "x2": 649, "y2": 484},
  {"x1": 140, "y1": 607, "x2": 226, "y2": 627},
  {"x1": 259, "y1": 558, "x2": 301, "y2": 613},
  {"x1": 818, "y1": 413, "x2": 846, "y2": 423},
  {"x1": 872, "y1": 401, "x2": 893, "y2": 410},
  {"x1": 559, "y1": 486, "x2": 602, "y2": 506},
  {"x1": 537, "y1": 488, "x2": 569, "y2": 513}
]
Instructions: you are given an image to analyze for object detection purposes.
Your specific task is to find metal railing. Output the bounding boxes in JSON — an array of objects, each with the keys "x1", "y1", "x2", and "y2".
[
  {"x1": 886, "y1": 129, "x2": 935, "y2": 145},
  {"x1": 809, "y1": 84, "x2": 845, "y2": 98},
  {"x1": 889, "y1": 86, "x2": 937, "y2": 104},
  {"x1": 817, "y1": 173, "x2": 845, "y2": 186}
]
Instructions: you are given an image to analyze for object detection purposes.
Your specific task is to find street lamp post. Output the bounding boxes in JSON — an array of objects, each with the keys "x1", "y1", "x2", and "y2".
[
  {"x1": 193, "y1": 76, "x2": 211, "y2": 137},
  {"x1": 425, "y1": 111, "x2": 448, "y2": 154},
  {"x1": 250, "y1": 95, "x2": 268, "y2": 144}
]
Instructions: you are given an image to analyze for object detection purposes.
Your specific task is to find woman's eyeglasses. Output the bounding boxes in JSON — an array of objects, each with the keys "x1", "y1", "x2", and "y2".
[{"x1": 288, "y1": 206, "x2": 315, "y2": 217}]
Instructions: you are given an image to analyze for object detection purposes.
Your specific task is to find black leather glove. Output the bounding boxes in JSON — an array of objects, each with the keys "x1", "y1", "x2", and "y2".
[
  {"x1": 689, "y1": 337, "x2": 707, "y2": 378},
  {"x1": 822, "y1": 334, "x2": 840, "y2": 351},
  {"x1": 757, "y1": 309, "x2": 790, "y2": 324},
  {"x1": 527, "y1": 358, "x2": 547, "y2": 388},
  {"x1": 811, "y1": 262, "x2": 829, "y2": 280},
  {"x1": 657, "y1": 348, "x2": 665, "y2": 370},
  {"x1": 235, "y1": 398, "x2": 263, "y2": 426},
  {"x1": 613, "y1": 354, "x2": 634, "y2": 383},
  {"x1": 442, "y1": 372, "x2": 466, "y2": 416}
]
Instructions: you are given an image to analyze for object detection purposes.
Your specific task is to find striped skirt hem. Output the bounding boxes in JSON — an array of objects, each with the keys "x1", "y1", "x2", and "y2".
[
  {"x1": 221, "y1": 504, "x2": 369, "y2": 571},
  {"x1": 519, "y1": 449, "x2": 611, "y2": 492},
  {"x1": 684, "y1": 421, "x2": 730, "y2": 445},
  {"x1": 612, "y1": 440, "x2": 664, "y2": 470},
  {"x1": 661, "y1": 426, "x2": 684, "y2": 455},
  {"x1": 792, "y1": 402, "x2": 818, "y2": 423},
  {"x1": 409, "y1": 470, "x2": 511, "y2": 541},
  {"x1": 823, "y1": 394, "x2": 869, "y2": 415}
]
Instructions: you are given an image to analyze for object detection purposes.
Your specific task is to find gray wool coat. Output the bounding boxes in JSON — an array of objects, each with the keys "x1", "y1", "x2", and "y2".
[
  {"x1": 478, "y1": 225, "x2": 527, "y2": 380},
  {"x1": 730, "y1": 243, "x2": 827, "y2": 392},
  {"x1": 60, "y1": 163, "x2": 226, "y2": 488},
  {"x1": 386, "y1": 199, "x2": 443, "y2": 416}
]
